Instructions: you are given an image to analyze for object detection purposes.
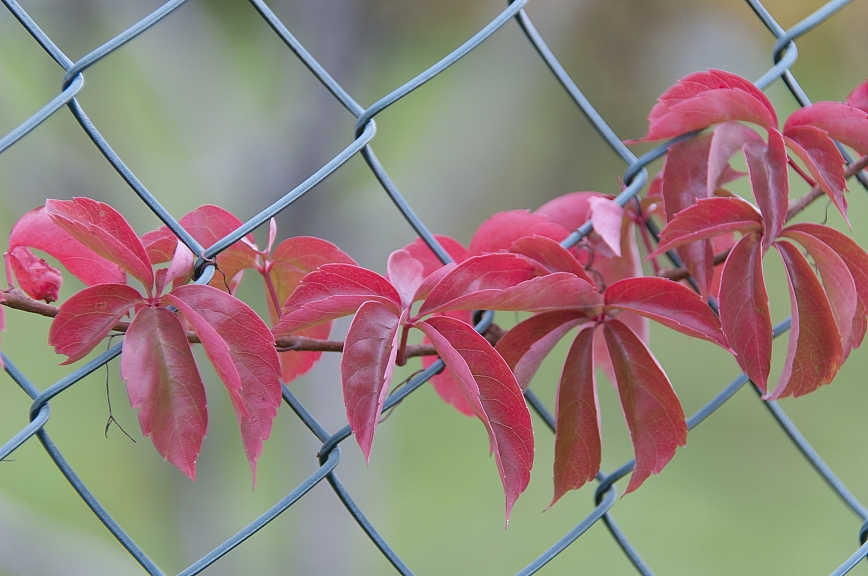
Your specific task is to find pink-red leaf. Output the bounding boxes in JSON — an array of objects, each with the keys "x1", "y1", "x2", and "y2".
[
  {"x1": 588, "y1": 197, "x2": 624, "y2": 257},
  {"x1": 121, "y1": 306, "x2": 207, "y2": 480},
  {"x1": 167, "y1": 284, "x2": 281, "y2": 482},
  {"x1": 45, "y1": 198, "x2": 154, "y2": 292},
  {"x1": 9, "y1": 206, "x2": 126, "y2": 287},
  {"x1": 341, "y1": 301, "x2": 402, "y2": 464},
  {"x1": 778, "y1": 227, "x2": 857, "y2": 357},
  {"x1": 847, "y1": 79, "x2": 868, "y2": 113},
  {"x1": 496, "y1": 310, "x2": 589, "y2": 389},
  {"x1": 783, "y1": 125, "x2": 847, "y2": 220},
  {"x1": 48, "y1": 284, "x2": 141, "y2": 364},
  {"x1": 603, "y1": 319, "x2": 687, "y2": 494},
  {"x1": 469, "y1": 210, "x2": 568, "y2": 256},
  {"x1": 718, "y1": 233, "x2": 772, "y2": 391},
  {"x1": 786, "y1": 101, "x2": 868, "y2": 156},
  {"x1": 0, "y1": 296, "x2": 4, "y2": 368},
  {"x1": 743, "y1": 128, "x2": 789, "y2": 248},
  {"x1": 551, "y1": 326, "x2": 601, "y2": 506},
  {"x1": 636, "y1": 69, "x2": 776, "y2": 141},
  {"x1": 402, "y1": 235, "x2": 469, "y2": 275},
  {"x1": 767, "y1": 241, "x2": 844, "y2": 400},
  {"x1": 7, "y1": 246, "x2": 62, "y2": 303},
  {"x1": 708, "y1": 122, "x2": 762, "y2": 195},
  {"x1": 783, "y1": 223, "x2": 868, "y2": 350},
  {"x1": 155, "y1": 240, "x2": 194, "y2": 295},
  {"x1": 421, "y1": 309, "x2": 476, "y2": 417},
  {"x1": 387, "y1": 249, "x2": 425, "y2": 309},
  {"x1": 416, "y1": 316, "x2": 534, "y2": 523},
  {"x1": 273, "y1": 264, "x2": 401, "y2": 335},
  {"x1": 604, "y1": 277, "x2": 728, "y2": 348},
  {"x1": 651, "y1": 197, "x2": 763, "y2": 257},
  {"x1": 508, "y1": 236, "x2": 593, "y2": 282}
]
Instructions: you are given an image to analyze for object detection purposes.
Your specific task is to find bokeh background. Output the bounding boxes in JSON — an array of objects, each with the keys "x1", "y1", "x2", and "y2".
[{"x1": 2, "y1": 0, "x2": 868, "y2": 574}]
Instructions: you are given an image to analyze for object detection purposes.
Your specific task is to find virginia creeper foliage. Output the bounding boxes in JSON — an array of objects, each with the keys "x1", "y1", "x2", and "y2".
[{"x1": 4, "y1": 70, "x2": 868, "y2": 522}]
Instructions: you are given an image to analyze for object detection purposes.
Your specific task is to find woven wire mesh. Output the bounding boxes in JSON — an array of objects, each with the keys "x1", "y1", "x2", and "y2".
[{"x1": 1, "y1": 0, "x2": 868, "y2": 573}]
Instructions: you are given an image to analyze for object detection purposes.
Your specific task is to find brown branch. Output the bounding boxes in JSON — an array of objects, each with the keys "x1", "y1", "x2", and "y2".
[
  {"x1": 657, "y1": 154, "x2": 868, "y2": 282},
  {"x1": 2, "y1": 286, "x2": 505, "y2": 358}
]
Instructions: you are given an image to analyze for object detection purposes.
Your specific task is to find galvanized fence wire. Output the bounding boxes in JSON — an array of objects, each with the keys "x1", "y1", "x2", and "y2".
[{"x1": 1, "y1": 0, "x2": 867, "y2": 573}]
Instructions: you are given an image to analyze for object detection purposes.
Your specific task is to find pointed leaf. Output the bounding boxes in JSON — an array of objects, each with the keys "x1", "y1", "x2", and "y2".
[
  {"x1": 496, "y1": 309, "x2": 589, "y2": 389},
  {"x1": 783, "y1": 223, "x2": 868, "y2": 350},
  {"x1": 783, "y1": 125, "x2": 847, "y2": 220},
  {"x1": 155, "y1": 240, "x2": 194, "y2": 295},
  {"x1": 8, "y1": 246, "x2": 62, "y2": 303},
  {"x1": 551, "y1": 326, "x2": 601, "y2": 505},
  {"x1": 785, "y1": 101, "x2": 868, "y2": 156},
  {"x1": 273, "y1": 264, "x2": 401, "y2": 336},
  {"x1": 778, "y1": 227, "x2": 857, "y2": 356},
  {"x1": 402, "y1": 235, "x2": 469, "y2": 275},
  {"x1": 743, "y1": 129, "x2": 789, "y2": 248},
  {"x1": 767, "y1": 241, "x2": 844, "y2": 400},
  {"x1": 708, "y1": 122, "x2": 762, "y2": 195},
  {"x1": 421, "y1": 309, "x2": 476, "y2": 417},
  {"x1": 121, "y1": 306, "x2": 207, "y2": 480},
  {"x1": 341, "y1": 301, "x2": 402, "y2": 464},
  {"x1": 416, "y1": 316, "x2": 534, "y2": 523},
  {"x1": 508, "y1": 235, "x2": 593, "y2": 282},
  {"x1": 387, "y1": 249, "x2": 425, "y2": 309},
  {"x1": 48, "y1": 284, "x2": 141, "y2": 364},
  {"x1": 603, "y1": 319, "x2": 687, "y2": 494},
  {"x1": 718, "y1": 233, "x2": 772, "y2": 391},
  {"x1": 604, "y1": 277, "x2": 727, "y2": 348},
  {"x1": 636, "y1": 69, "x2": 776, "y2": 141},
  {"x1": 650, "y1": 197, "x2": 763, "y2": 257},
  {"x1": 9, "y1": 206, "x2": 126, "y2": 287},
  {"x1": 469, "y1": 210, "x2": 569, "y2": 256},
  {"x1": 535, "y1": 192, "x2": 603, "y2": 230},
  {"x1": 141, "y1": 227, "x2": 178, "y2": 265},
  {"x1": 167, "y1": 284, "x2": 281, "y2": 482},
  {"x1": 588, "y1": 197, "x2": 624, "y2": 257},
  {"x1": 45, "y1": 198, "x2": 154, "y2": 291}
]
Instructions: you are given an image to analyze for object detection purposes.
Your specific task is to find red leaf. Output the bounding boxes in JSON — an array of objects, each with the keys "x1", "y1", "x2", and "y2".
[
  {"x1": 387, "y1": 249, "x2": 425, "y2": 309},
  {"x1": 0, "y1": 297, "x2": 4, "y2": 368},
  {"x1": 469, "y1": 210, "x2": 569, "y2": 255},
  {"x1": 718, "y1": 233, "x2": 772, "y2": 391},
  {"x1": 273, "y1": 264, "x2": 401, "y2": 335},
  {"x1": 178, "y1": 205, "x2": 258, "y2": 293},
  {"x1": 45, "y1": 198, "x2": 154, "y2": 292},
  {"x1": 340, "y1": 301, "x2": 402, "y2": 464},
  {"x1": 588, "y1": 197, "x2": 624, "y2": 257},
  {"x1": 416, "y1": 316, "x2": 534, "y2": 523},
  {"x1": 551, "y1": 326, "x2": 601, "y2": 505},
  {"x1": 155, "y1": 240, "x2": 194, "y2": 295},
  {"x1": 402, "y1": 235, "x2": 469, "y2": 275},
  {"x1": 421, "y1": 309, "x2": 476, "y2": 417},
  {"x1": 603, "y1": 319, "x2": 687, "y2": 494},
  {"x1": 778, "y1": 227, "x2": 857, "y2": 357},
  {"x1": 9, "y1": 206, "x2": 126, "y2": 287},
  {"x1": 535, "y1": 192, "x2": 601, "y2": 230},
  {"x1": 783, "y1": 125, "x2": 847, "y2": 220},
  {"x1": 266, "y1": 237, "x2": 354, "y2": 382},
  {"x1": 7, "y1": 246, "x2": 62, "y2": 303},
  {"x1": 650, "y1": 197, "x2": 763, "y2": 257},
  {"x1": 604, "y1": 277, "x2": 727, "y2": 348},
  {"x1": 847, "y1": 79, "x2": 868, "y2": 113},
  {"x1": 635, "y1": 69, "x2": 776, "y2": 141},
  {"x1": 496, "y1": 310, "x2": 590, "y2": 389},
  {"x1": 121, "y1": 306, "x2": 207, "y2": 480},
  {"x1": 708, "y1": 122, "x2": 762, "y2": 195},
  {"x1": 785, "y1": 101, "x2": 868, "y2": 156},
  {"x1": 167, "y1": 284, "x2": 282, "y2": 482},
  {"x1": 767, "y1": 241, "x2": 844, "y2": 400},
  {"x1": 743, "y1": 129, "x2": 789, "y2": 248},
  {"x1": 661, "y1": 134, "x2": 716, "y2": 295},
  {"x1": 507, "y1": 235, "x2": 595, "y2": 283},
  {"x1": 48, "y1": 284, "x2": 141, "y2": 364},
  {"x1": 141, "y1": 228, "x2": 178, "y2": 265},
  {"x1": 783, "y1": 223, "x2": 868, "y2": 350}
]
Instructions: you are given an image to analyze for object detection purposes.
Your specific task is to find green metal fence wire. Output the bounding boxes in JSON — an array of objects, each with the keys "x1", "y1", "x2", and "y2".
[{"x1": 2, "y1": 0, "x2": 868, "y2": 573}]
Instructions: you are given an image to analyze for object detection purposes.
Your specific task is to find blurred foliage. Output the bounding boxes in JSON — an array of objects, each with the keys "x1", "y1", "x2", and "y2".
[{"x1": 2, "y1": 0, "x2": 868, "y2": 574}]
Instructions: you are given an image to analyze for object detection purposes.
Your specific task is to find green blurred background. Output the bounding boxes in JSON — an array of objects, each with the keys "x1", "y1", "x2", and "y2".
[{"x1": 2, "y1": 0, "x2": 868, "y2": 574}]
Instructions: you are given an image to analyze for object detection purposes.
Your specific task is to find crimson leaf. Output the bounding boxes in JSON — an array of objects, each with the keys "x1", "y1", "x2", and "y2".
[
  {"x1": 650, "y1": 197, "x2": 763, "y2": 257},
  {"x1": 743, "y1": 129, "x2": 789, "y2": 248}
]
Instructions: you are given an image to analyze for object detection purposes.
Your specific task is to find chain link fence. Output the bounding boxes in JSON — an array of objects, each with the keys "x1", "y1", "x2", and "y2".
[{"x1": 2, "y1": 0, "x2": 868, "y2": 573}]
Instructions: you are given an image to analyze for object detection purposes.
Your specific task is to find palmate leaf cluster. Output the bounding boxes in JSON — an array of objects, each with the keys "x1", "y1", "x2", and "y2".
[{"x1": 3, "y1": 70, "x2": 868, "y2": 522}]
